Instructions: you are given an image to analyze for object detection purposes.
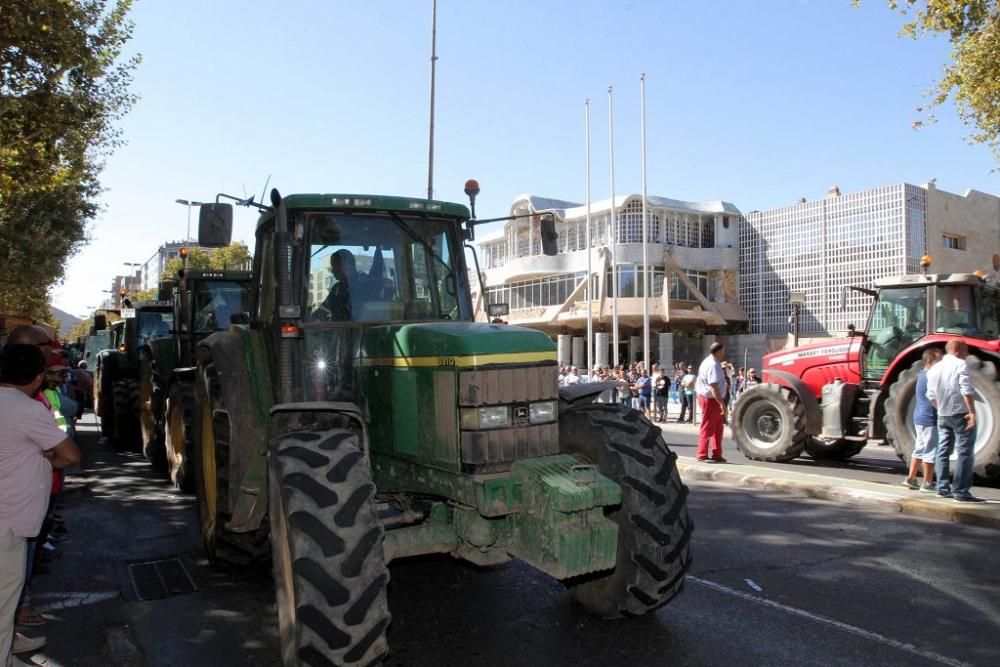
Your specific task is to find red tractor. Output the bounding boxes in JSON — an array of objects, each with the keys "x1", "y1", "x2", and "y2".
[{"x1": 732, "y1": 269, "x2": 1000, "y2": 482}]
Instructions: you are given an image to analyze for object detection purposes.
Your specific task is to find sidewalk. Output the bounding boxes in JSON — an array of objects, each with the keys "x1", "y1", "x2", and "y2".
[{"x1": 649, "y1": 400, "x2": 1000, "y2": 528}]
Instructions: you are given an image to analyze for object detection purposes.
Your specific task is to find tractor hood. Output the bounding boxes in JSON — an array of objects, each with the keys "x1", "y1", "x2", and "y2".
[
  {"x1": 763, "y1": 338, "x2": 857, "y2": 370},
  {"x1": 363, "y1": 322, "x2": 556, "y2": 365}
]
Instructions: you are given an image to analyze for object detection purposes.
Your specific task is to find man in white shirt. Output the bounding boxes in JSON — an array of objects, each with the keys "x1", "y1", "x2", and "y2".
[
  {"x1": 695, "y1": 342, "x2": 727, "y2": 462},
  {"x1": 0, "y1": 345, "x2": 81, "y2": 665},
  {"x1": 925, "y1": 339, "x2": 981, "y2": 502}
]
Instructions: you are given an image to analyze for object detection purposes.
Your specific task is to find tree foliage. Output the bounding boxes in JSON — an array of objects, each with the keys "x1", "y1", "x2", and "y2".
[
  {"x1": 874, "y1": 1, "x2": 1000, "y2": 164},
  {"x1": 0, "y1": 0, "x2": 139, "y2": 318},
  {"x1": 161, "y1": 242, "x2": 253, "y2": 281}
]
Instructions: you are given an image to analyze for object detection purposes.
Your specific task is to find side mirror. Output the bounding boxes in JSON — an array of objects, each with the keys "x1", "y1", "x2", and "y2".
[
  {"x1": 93, "y1": 314, "x2": 107, "y2": 331},
  {"x1": 540, "y1": 214, "x2": 558, "y2": 256},
  {"x1": 199, "y1": 204, "x2": 233, "y2": 247}
]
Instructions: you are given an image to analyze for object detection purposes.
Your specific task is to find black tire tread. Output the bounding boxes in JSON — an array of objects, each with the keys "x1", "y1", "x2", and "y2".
[
  {"x1": 165, "y1": 381, "x2": 197, "y2": 491},
  {"x1": 270, "y1": 429, "x2": 390, "y2": 667},
  {"x1": 112, "y1": 378, "x2": 141, "y2": 452},
  {"x1": 560, "y1": 402, "x2": 692, "y2": 618}
]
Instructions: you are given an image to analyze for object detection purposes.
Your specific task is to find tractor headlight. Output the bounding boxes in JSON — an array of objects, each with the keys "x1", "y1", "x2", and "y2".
[
  {"x1": 529, "y1": 400, "x2": 556, "y2": 424},
  {"x1": 461, "y1": 405, "x2": 510, "y2": 430}
]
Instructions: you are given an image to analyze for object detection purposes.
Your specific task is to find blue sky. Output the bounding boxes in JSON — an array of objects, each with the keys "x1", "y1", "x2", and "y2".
[{"x1": 53, "y1": 0, "x2": 999, "y2": 316}]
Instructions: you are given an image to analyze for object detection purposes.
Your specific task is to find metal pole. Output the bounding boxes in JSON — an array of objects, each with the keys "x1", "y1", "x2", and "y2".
[
  {"x1": 640, "y1": 73, "x2": 650, "y2": 367},
  {"x1": 608, "y1": 86, "x2": 619, "y2": 367},
  {"x1": 585, "y1": 99, "x2": 593, "y2": 375},
  {"x1": 426, "y1": 0, "x2": 438, "y2": 200}
]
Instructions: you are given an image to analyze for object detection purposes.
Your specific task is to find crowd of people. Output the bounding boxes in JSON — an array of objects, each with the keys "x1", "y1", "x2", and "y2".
[
  {"x1": 904, "y1": 339, "x2": 984, "y2": 503},
  {"x1": 1, "y1": 326, "x2": 85, "y2": 666},
  {"x1": 556, "y1": 354, "x2": 760, "y2": 427}
]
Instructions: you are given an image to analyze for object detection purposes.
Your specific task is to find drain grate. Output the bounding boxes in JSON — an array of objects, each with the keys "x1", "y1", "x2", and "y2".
[{"x1": 123, "y1": 556, "x2": 198, "y2": 601}]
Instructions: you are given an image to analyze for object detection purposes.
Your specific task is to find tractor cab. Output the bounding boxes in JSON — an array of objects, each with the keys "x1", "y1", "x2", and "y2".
[{"x1": 860, "y1": 272, "x2": 999, "y2": 383}]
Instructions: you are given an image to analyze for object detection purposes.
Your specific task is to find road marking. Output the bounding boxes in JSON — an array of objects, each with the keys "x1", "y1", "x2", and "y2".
[
  {"x1": 688, "y1": 576, "x2": 969, "y2": 667},
  {"x1": 34, "y1": 591, "x2": 119, "y2": 612},
  {"x1": 744, "y1": 578, "x2": 762, "y2": 592}
]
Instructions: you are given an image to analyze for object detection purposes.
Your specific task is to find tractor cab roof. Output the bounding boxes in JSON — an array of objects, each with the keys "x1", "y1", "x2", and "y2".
[
  {"x1": 256, "y1": 194, "x2": 471, "y2": 231},
  {"x1": 873, "y1": 272, "x2": 991, "y2": 289}
]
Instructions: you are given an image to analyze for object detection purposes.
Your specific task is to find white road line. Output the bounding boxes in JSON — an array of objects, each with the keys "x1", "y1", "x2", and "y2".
[
  {"x1": 33, "y1": 590, "x2": 119, "y2": 612},
  {"x1": 688, "y1": 576, "x2": 969, "y2": 667}
]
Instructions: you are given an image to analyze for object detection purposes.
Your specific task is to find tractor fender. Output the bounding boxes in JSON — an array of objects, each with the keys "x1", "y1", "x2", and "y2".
[
  {"x1": 763, "y1": 370, "x2": 822, "y2": 436},
  {"x1": 197, "y1": 329, "x2": 269, "y2": 533},
  {"x1": 559, "y1": 381, "x2": 618, "y2": 408},
  {"x1": 269, "y1": 401, "x2": 369, "y2": 455}
]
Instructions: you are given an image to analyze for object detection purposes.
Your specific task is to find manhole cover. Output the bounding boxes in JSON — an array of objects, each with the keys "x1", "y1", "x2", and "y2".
[{"x1": 121, "y1": 556, "x2": 197, "y2": 601}]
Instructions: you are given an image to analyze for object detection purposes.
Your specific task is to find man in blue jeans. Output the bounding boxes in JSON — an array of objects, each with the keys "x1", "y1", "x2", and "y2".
[{"x1": 925, "y1": 339, "x2": 982, "y2": 503}]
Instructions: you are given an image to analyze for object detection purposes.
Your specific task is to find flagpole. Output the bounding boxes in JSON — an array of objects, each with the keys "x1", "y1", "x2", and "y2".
[
  {"x1": 585, "y1": 99, "x2": 593, "y2": 375},
  {"x1": 426, "y1": 0, "x2": 438, "y2": 200},
  {"x1": 640, "y1": 73, "x2": 650, "y2": 368},
  {"x1": 608, "y1": 86, "x2": 619, "y2": 368}
]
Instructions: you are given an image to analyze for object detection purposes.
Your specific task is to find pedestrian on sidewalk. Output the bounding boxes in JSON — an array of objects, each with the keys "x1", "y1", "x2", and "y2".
[
  {"x1": 678, "y1": 364, "x2": 696, "y2": 423},
  {"x1": 904, "y1": 348, "x2": 942, "y2": 492},
  {"x1": 695, "y1": 342, "x2": 728, "y2": 463},
  {"x1": 654, "y1": 369, "x2": 670, "y2": 422},
  {"x1": 0, "y1": 345, "x2": 82, "y2": 666},
  {"x1": 925, "y1": 339, "x2": 982, "y2": 503}
]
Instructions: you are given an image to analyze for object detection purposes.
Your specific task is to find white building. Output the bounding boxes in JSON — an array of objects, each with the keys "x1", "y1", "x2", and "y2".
[
  {"x1": 474, "y1": 193, "x2": 747, "y2": 368},
  {"x1": 740, "y1": 182, "x2": 1000, "y2": 336},
  {"x1": 140, "y1": 240, "x2": 191, "y2": 291}
]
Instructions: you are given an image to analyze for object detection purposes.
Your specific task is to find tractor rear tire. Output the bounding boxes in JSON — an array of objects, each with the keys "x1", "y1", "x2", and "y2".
[
  {"x1": 885, "y1": 355, "x2": 1000, "y2": 483},
  {"x1": 731, "y1": 384, "x2": 808, "y2": 462},
  {"x1": 140, "y1": 359, "x2": 166, "y2": 471},
  {"x1": 112, "y1": 378, "x2": 141, "y2": 453},
  {"x1": 193, "y1": 356, "x2": 270, "y2": 564},
  {"x1": 804, "y1": 437, "x2": 866, "y2": 460},
  {"x1": 559, "y1": 402, "x2": 692, "y2": 618},
  {"x1": 165, "y1": 381, "x2": 196, "y2": 492},
  {"x1": 270, "y1": 428, "x2": 390, "y2": 667}
]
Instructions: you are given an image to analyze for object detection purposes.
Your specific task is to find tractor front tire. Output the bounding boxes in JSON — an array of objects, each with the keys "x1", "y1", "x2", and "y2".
[
  {"x1": 270, "y1": 428, "x2": 390, "y2": 667},
  {"x1": 112, "y1": 378, "x2": 141, "y2": 453},
  {"x1": 731, "y1": 384, "x2": 808, "y2": 462},
  {"x1": 165, "y1": 381, "x2": 196, "y2": 491},
  {"x1": 559, "y1": 402, "x2": 693, "y2": 618},
  {"x1": 140, "y1": 360, "x2": 166, "y2": 471},
  {"x1": 193, "y1": 356, "x2": 269, "y2": 564}
]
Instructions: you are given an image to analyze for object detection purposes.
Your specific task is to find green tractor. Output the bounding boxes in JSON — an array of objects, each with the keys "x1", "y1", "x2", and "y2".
[
  {"x1": 190, "y1": 187, "x2": 693, "y2": 666},
  {"x1": 94, "y1": 300, "x2": 173, "y2": 450},
  {"x1": 139, "y1": 269, "x2": 252, "y2": 489}
]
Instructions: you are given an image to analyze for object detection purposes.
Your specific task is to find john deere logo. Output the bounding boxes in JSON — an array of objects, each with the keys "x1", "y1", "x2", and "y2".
[{"x1": 513, "y1": 405, "x2": 529, "y2": 425}]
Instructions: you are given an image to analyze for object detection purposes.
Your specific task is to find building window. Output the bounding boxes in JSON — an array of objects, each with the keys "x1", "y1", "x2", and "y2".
[{"x1": 941, "y1": 234, "x2": 965, "y2": 250}]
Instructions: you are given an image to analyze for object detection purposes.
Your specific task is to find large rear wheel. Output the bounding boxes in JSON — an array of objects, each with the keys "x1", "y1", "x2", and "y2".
[
  {"x1": 112, "y1": 378, "x2": 141, "y2": 453},
  {"x1": 884, "y1": 355, "x2": 1000, "y2": 483},
  {"x1": 140, "y1": 358, "x2": 166, "y2": 470},
  {"x1": 270, "y1": 428, "x2": 390, "y2": 667},
  {"x1": 731, "y1": 384, "x2": 808, "y2": 462},
  {"x1": 559, "y1": 402, "x2": 692, "y2": 618},
  {"x1": 193, "y1": 356, "x2": 269, "y2": 564},
  {"x1": 165, "y1": 381, "x2": 196, "y2": 491}
]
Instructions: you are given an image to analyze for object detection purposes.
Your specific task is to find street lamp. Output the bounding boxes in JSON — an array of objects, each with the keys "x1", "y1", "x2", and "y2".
[{"x1": 175, "y1": 198, "x2": 204, "y2": 243}]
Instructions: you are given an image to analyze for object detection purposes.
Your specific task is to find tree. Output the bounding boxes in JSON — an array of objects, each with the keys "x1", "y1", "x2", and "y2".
[
  {"x1": 161, "y1": 243, "x2": 252, "y2": 279},
  {"x1": 871, "y1": 1, "x2": 1000, "y2": 164},
  {"x1": 0, "y1": 0, "x2": 139, "y2": 318}
]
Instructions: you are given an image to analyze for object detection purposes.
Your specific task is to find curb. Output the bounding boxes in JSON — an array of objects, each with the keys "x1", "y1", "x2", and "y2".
[{"x1": 676, "y1": 459, "x2": 1000, "y2": 529}]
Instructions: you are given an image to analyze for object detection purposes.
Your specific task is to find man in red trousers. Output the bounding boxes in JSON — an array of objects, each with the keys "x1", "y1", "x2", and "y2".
[{"x1": 695, "y1": 341, "x2": 728, "y2": 463}]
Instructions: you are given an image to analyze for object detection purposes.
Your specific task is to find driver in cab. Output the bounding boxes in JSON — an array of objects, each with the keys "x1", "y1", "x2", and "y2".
[{"x1": 313, "y1": 249, "x2": 360, "y2": 321}]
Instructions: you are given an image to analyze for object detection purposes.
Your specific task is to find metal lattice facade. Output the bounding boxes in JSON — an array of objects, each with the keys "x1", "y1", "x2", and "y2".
[{"x1": 740, "y1": 184, "x2": 927, "y2": 335}]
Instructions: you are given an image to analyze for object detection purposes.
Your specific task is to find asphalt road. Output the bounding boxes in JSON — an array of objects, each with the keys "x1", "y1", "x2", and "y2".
[{"x1": 21, "y1": 415, "x2": 1000, "y2": 667}]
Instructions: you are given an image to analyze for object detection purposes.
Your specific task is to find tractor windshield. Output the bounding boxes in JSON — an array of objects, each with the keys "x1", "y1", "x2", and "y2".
[
  {"x1": 304, "y1": 213, "x2": 469, "y2": 323},
  {"x1": 136, "y1": 310, "x2": 173, "y2": 347},
  {"x1": 193, "y1": 281, "x2": 252, "y2": 332},
  {"x1": 864, "y1": 286, "x2": 927, "y2": 377},
  {"x1": 936, "y1": 285, "x2": 999, "y2": 339}
]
